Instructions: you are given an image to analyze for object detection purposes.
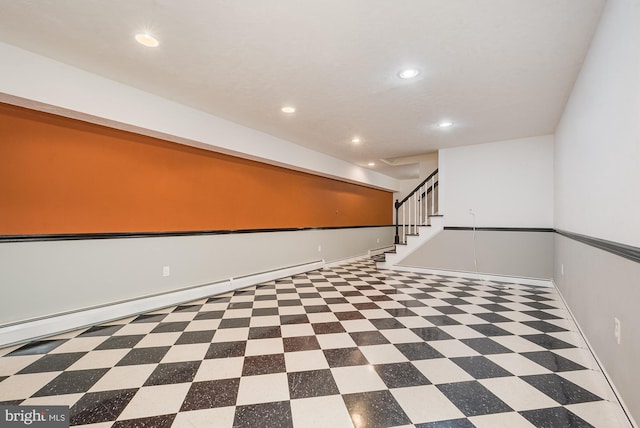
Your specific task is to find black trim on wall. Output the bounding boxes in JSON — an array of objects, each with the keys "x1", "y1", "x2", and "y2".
[
  {"x1": 444, "y1": 227, "x2": 555, "y2": 233},
  {"x1": 3, "y1": 225, "x2": 637, "y2": 265},
  {"x1": 556, "y1": 229, "x2": 640, "y2": 264},
  {"x1": 0, "y1": 225, "x2": 395, "y2": 243}
]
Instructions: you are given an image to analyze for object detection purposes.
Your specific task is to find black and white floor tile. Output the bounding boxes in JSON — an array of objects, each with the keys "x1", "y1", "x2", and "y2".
[{"x1": 0, "y1": 258, "x2": 632, "y2": 427}]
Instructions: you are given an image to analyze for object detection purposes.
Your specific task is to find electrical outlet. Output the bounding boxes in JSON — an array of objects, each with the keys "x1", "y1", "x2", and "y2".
[
  {"x1": 317, "y1": 245, "x2": 322, "y2": 252},
  {"x1": 376, "y1": 238, "x2": 380, "y2": 244},
  {"x1": 561, "y1": 264, "x2": 564, "y2": 275},
  {"x1": 163, "y1": 266, "x2": 170, "y2": 277},
  {"x1": 614, "y1": 318, "x2": 621, "y2": 344}
]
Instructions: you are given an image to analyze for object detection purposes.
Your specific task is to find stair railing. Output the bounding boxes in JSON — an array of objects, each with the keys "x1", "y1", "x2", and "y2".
[{"x1": 394, "y1": 169, "x2": 438, "y2": 244}]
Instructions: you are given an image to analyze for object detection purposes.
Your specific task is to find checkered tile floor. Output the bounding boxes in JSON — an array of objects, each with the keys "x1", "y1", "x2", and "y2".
[{"x1": 0, "y1": 258, "x2": 632, "y2": 427}]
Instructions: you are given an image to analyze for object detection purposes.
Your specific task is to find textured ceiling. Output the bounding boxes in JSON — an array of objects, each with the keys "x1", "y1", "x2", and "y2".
[{"x1": 0, "y1": 0, "x2": 605, "y2": 179}]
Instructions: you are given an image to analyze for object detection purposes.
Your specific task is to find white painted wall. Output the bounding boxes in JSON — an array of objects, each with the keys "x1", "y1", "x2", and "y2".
[
  {"x1": 393, "y1": 179, "x2": 421, "y2": 205},
  {"x1": 439, "y1": 135, "x2": 554, "y2": 227},
  {"x1": 553, "y1": 0, "x2": 640, "y2": 422},
  {"x1": 0, "y1": 42, "x2": 400, "y2": 193},
  {"x1": 554, "y1": 0, "x2": 640, "y2": 247},
  {"x1": 418, "y1": 152, "x2": 439, "y2": 181}
]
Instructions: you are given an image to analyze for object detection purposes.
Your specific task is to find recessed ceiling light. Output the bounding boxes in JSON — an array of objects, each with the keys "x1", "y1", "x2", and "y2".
[
  {"x1": 438, "y1": 121, "x2": 454, "y2": 128},
  {"x1": 368, "y1": 162, "x2": 375, "y2": 166},
  {"x1": 398, "y1": 68, "x2": 420, "y2": 79},
  {"x1": 135, "y1": 33, "x2": 159, "y2": 48},
  {"x1": 281, "y1": 106, "x2": 296, "y2": 113},
  {"x1": 352, "y1": 137, "x2": 361, "y2": 144}
]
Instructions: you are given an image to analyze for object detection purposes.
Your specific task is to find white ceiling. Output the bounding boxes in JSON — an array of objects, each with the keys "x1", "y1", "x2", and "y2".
[{"x1": 0, "y1": 0, "x2": 605, "y2": 179}]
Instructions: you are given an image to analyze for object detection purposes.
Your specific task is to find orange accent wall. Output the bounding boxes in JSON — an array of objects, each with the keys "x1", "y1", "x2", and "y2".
[{"x1": 0, "y1": 103, "x2": 392, "y2": 235}]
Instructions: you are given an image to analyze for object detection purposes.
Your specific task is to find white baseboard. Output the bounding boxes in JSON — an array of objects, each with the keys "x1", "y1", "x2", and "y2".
[
  {"x1": 386, "y1": 265, "x2": 553, "y2": 288},
  {"x1": 0, "y1": 260, "x2": 325, "y2": 348},
  {"x1": 324, "y1": 251, "x2": 386, "y2": 269},
  {"x1": 229, "y1": 260, "x2": 324, "y2": 289},
  {"x1": 368, "y1": 245, "x2": 395, "y2": 257}
]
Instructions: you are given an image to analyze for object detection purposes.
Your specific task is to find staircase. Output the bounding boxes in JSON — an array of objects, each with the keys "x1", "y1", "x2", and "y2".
[
  {"x1": 376, "y1": 215, "x2": 444, "y2": 269},
  {"x1": 377, "y1": 169, "x2": 443, "y2": 270}
]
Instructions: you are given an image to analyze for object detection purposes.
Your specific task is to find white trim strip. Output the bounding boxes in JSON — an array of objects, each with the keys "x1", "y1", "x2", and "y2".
[
  {"x1": 229, "y1": 261, "x2": 324, "y2": 290},
  {"x1": 324, "y1": 253, "x2": 381, "y2": 269},
  {"x1": 386, "y1": 265, "x2": 553, "y2": 287},
  {"x1": 368, "y1": 246, "x2": 395, "y2": 257}
]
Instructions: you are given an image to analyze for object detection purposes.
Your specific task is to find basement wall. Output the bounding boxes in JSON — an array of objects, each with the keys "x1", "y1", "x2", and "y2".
[
  {"x1": 0, "y1": 102, "x2": 393, "y2": 337},
  {"x1": 0, "y1": 227, "x2": 393, "y2": 328},
  {"x1": 553, "y1": 0, "x2": 640, "y2": 422},
  {"x1": 399, "y1": 229, "x2": 553, "y2": 280},
  {"x1": 399, "y1": 135, "x2": 554, "y2": 279}
]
